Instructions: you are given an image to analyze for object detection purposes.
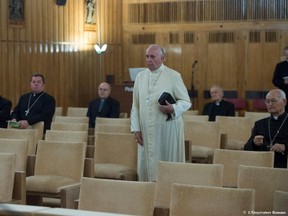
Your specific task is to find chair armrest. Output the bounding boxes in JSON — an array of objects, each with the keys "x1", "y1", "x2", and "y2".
[
  {"x1": 60, "y1": 183, "x2": 81, "y2": 209},
  {"x1": 84, "y1": 158, "x2": 94, "y2": 178},
  {"x1": 26, "y1": 155, "x2": 36, "y2": 176},
  {"x1": 86, "y1": 145, "x2": 94, "y2": 159},
  {"x1": 185, "y1": 140, "x2": 192, "y2": 163},
  {"x1": 220, "y1": 133, "x2": 228, "y2": 149},
  {"x1": 12, "y1": 171, "x2": 26, "y2": 204}
]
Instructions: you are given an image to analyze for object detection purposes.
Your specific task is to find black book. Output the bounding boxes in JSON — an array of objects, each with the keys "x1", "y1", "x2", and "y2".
[{"x1": 158, "y1": 92, "x2": 176, "y2": 105}]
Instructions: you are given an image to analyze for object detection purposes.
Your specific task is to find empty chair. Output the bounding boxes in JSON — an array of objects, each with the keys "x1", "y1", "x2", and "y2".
[
  {"x1": 183, "y1": 110, "x2": 199, "y2": 115},
  {"x1": 78, "y1": 178, "x2": 155, "y2": 215},
  {"x1": 0, "y1": 128, "x2": 38, "y2": 156},
  {"x1": 252, "y1": 99, "x2": 266, "y2": 112},
  {"x1": 26, "y1": 140, "x2": 86, "y2": 208},
  {"x1": 225, "y1": 98, "x2": 246, "y2": 116},
  {"x1": 66, "y1": 107, "x2": 88, "y2": 117},
  {"x1": 95, "y1": 124, "x2": 131, "y2": 134},
  {"x1": 170, "y1": 184, "x2": 254, "y2": 216},
  {"x1": 52, "y1": 107, "x2": 63, "y2": 121},
  {"x1": 154, "y1": 161, "x2": 224, "y2": 215},
  {"x1": 0, "y1": 153, "x2": 16, "y2": 203},
  {"x1": 244, "y1": 111, "x2": 270, "y2": 122},
  {"x1": 237, "y1": 165, "x2": 288, "y2": 211},
  {"x1": 96, "y1": 117, "x2": 130, "y2": 125},
  {"x1": 273, "y1": 191, "x2": 288, "y2": 212},
  {"x1": 45, "y1": 130, "x2": 88, "y2": 144},
  {"x1": 184, "y1": 121, "x2": 222, "y2": 163},
  {"x1": 54, "y1": 116, "x2": 89, "y2": 124},
  {"x1": 215, "y1": 116, "x2": 254, "y2": 150},
  {"x1": 50, "y1": 122, "x2": 89, "y2": 133},
  {"x1": 183, "y1": 115, "x2": 209, "y2": 122},
  {"x1": 31, "y1": 121, "x2": 44, "y2": 141},
  {"x1": 93, "y1": 132, "x2": 137, "y2": 180},
  {"x1": 213, "y1": 149, "x2": 274, "y2": 187},
  {"x1": 0, "y1": 138, "x2": 29, "y2": 171}
]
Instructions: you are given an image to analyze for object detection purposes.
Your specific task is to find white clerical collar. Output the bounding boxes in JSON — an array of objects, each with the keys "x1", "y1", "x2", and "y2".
[
  {"x1": 151, "y1": 64, "x2": 164, "y2": 73},
  {"x1": 272, "y1": 116, "x2": 278, "y2": 120}
]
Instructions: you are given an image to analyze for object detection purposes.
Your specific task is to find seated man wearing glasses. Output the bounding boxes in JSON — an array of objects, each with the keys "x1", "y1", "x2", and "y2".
[{"x1": 244, "y1": 89, "x2": 288, "y2": 168}]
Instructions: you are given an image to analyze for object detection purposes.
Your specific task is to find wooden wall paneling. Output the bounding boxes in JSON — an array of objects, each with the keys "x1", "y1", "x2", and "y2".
[
  {"x1": 246, "y1": 42, "x2": 263, "y2": 91},
  {"x1": 36, "y1": 0, "x2": 43, "y2": 42},
  {"x1": 24, "y1": 0, "x2": 31, "y2": 40},
  {"x1": 262, "y1": 41, "x2": 279, "y2": 90},
  {"x1": 58, "y1": 4, "x2": 64, "y2": 42},
  {"x1": 30, "y1": 0, "x2": 37, "y2": 41},
  {"x1": 63, "y1": 0, "x2": 69, "y2": 42}
]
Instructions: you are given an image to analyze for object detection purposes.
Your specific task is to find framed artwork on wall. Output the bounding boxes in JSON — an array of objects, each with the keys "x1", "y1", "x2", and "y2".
[
  {"x1": 84, "y1": 0, "x2": 97, "y2": 31},
  {"x1": 8, "y1": 0, "x2": 25, "y2": 28}
]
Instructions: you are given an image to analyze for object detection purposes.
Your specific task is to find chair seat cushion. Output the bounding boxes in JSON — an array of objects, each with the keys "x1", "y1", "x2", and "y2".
[
  {"x1": 192, "y1": 146, "x2": 214, "y2": 158},
  {"x1": 94, "y1": 163, "x2": 137, "y2": 180},
  {"x1": 26, "y1": 175, "x2": 78, "y2": 193},
  {"x1": 226, "y1": 139, "x2": 245, "y2": 150}
]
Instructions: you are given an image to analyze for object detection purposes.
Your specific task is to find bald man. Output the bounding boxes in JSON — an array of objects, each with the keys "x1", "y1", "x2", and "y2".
[
  {"x1": 244, "y1": 89, "x2": 288, "y2": 168},
  {"x1": 202, "y1": 85, "x2": 235, "y2": 121},
  {"x1": 87, "y1": 82, "x2": 120, "y2": 128}
]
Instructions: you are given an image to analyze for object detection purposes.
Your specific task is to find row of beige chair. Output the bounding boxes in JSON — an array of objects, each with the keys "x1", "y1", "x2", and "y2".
[
  {"x1": 1, "y1": 152, "x2": 287, "y2": 214},
  {"x1": 54, "y1": 106, "x2": 128, "y2": 119}
]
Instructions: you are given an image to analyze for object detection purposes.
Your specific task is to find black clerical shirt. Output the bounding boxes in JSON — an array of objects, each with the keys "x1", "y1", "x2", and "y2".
[
  {"x1": 244, "y1": 113, "x2": 288, "y2": 168},
  {"x1": 11, "y1": 91, "x2": 56, "y2": 132}
]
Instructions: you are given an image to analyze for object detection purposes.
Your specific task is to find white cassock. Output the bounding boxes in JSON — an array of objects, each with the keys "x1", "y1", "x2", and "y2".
[{"x1": 131, "y1": 64, "x2": 191, "y2": 181}]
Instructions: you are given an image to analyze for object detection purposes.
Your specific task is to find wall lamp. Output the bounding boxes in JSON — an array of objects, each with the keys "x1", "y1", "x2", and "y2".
[{"x1": 94, "y1": 43, "x2": 107, "y2": 55}]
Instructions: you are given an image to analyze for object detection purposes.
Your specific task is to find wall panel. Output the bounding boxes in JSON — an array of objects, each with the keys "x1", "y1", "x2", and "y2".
[{"x1": 0, "y1": 0, "x2": 123, "y2": 112}]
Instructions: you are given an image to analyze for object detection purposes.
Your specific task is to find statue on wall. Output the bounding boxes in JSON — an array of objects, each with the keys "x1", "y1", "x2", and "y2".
[{"x1": 8, "y1": 0, "x2": 25, "y2": 27}]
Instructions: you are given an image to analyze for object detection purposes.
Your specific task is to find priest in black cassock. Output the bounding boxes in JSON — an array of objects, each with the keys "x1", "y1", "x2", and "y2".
[
  {"x1": 244, "y1": 89, "x2": 288, "y2": 168},
  {"x1": 10, "y1": 73, "x2": 55, "y2": 133},
  {"x1": 86, "y1": 82, "x2": 120, "y2": 128},
  {"x1": 202, "y1": 85, "x2": 235, "y2": 121}
]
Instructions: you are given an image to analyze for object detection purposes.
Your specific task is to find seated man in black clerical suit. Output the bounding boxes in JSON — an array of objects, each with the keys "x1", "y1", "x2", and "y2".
[
  {"x1": 10, "y1": 73, "x2": 56, "y2": 132},
  {"x1": 202, "y1": 84, "x2": 235, "y2": 121},
  {"x1": 87, "y1": 82, "x2": 120, "y2": 128},
  {"x1": 0, "y1": 96, "x2": 12, "y2": 128},
  {"x1": 244, "y1": 89, "x2": 288, "y2": 168}
]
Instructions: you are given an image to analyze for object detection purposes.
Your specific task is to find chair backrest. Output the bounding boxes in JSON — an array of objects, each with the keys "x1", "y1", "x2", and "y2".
[
  {"x1": 94, "y1": 132, "x2": 137, "y2": 169},
  {"x1": 95, "y1": 124, "x2": 131, "y2": 134},
  {"x1": 51, "y1": 122, "x2": 89, "y2": 133},
  {"x1": 35, "y1": 140, "x2": 86, "y2": 182},
  {"x1": 273, "y1": 191, "x2": 288, "y2": 212},
  {"x1": 0, "y1": 153, "x2": 16, "y2": 202},
  {"x1": 0, "y1": 128, "x2": 38, "y2": 155},
  {"x1": 170, "y1": 184, "x2": 254, "y2": 216},
  {"x1": 119, "y1": 112, "x2": 128, "y2": 118},
  {"x1": 45, "y1": 130, "x2": 88, "y2": 144},
  {"x1": 184, "y1": 121, "x2": 221, "y2": 149},
  {"x1": 213, "y1": 149, "x2": 274, "y2": 187},
  {"x1": 154, "y1": 161, "x2": 224, "y2": 209},
  {"x1": 52, "y1": 107, "x2": 63, "y2": 121},
  {"x1": 237, "y1": 165, "x2": 288, "y2": 211},
  {"x1": 96, "y1": 117, "x2": 130, "y2": 125},
  {"x1": 215, "y1": 116, "x2": 254, "y2": 150},
  {"x1": 31, "y1": 121, "x2": 44, "y2": 141},
  {"x1": 78, "y1": 178, "x2": 155, "y2": 215},
  {"x1": 66, "y1": 107, "x2": 88, "y2": 117},
  {"x1": 183, "y1": 110, "x2": 199, "y2": 115},
  {"x1": 183, "y1": 115, "x2": 209, "y2": 122},
  {"x1": 252, "y1": 99, "x2": 266, "y2": 111},
  {"x1": 54, "y1": 116, "x2": 89, "y2": 124},
  {"x1": 244, "y1": 111, "x2": 270, "y2": 122},
  {"x1": 0, "y1": 138, "x2": 29, "y2": 171}
]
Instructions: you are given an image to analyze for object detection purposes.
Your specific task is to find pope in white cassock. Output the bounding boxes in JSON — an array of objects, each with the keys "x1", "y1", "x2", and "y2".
[{"x1": 131, "y1": 44, "x2": 191, "y2": 181}]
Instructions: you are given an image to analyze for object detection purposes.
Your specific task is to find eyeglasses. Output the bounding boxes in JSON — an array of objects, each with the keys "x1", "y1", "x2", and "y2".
[{"x1": 265, "y1": 99, "x2": 279, "y2": 105}]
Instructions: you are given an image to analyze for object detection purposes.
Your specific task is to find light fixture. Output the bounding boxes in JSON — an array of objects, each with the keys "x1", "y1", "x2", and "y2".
[{"x1": 94, "y1": 43, "x2": 107, "y2": 54}]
